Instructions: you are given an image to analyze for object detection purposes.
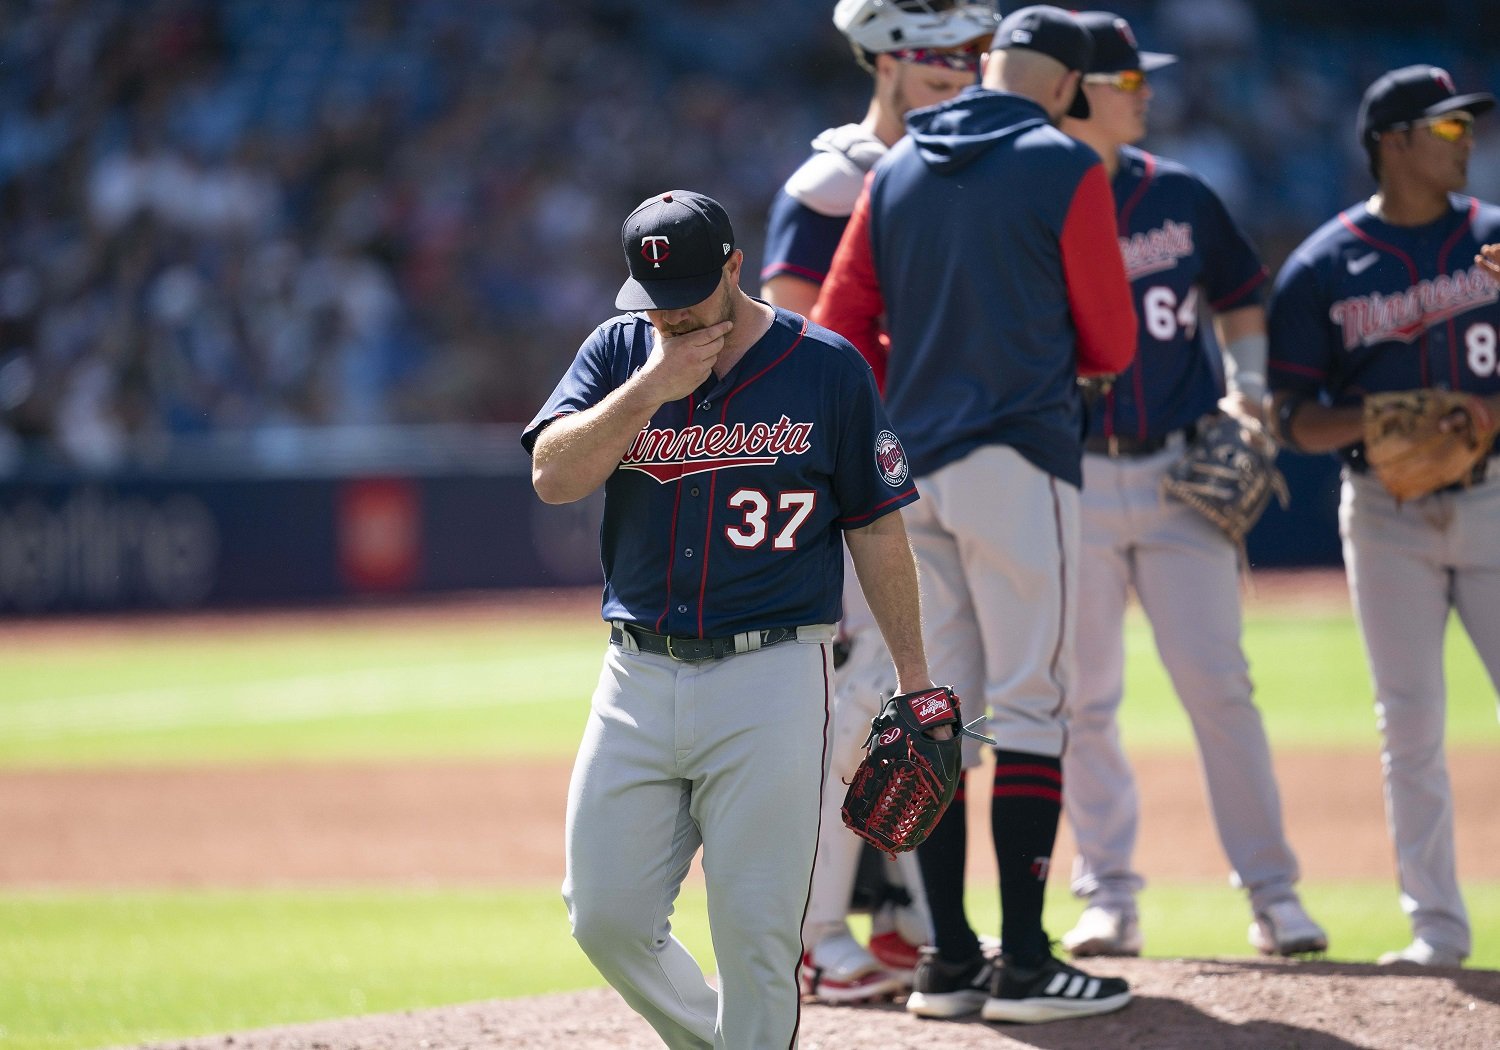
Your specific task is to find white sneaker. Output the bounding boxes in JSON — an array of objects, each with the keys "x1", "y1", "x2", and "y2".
[
  {"x1": 799, "y1": 930, "x2": 902, "y2": 1004},
  {"x1": 1377, "y1": 938, "x2": 1466, "y2": 968},
  {"x1": 1061, "y1": 905, "x2": 1143, "y2": 957},
  {"x1": 1248, "y1": 898, "x2": 1328, "y2": 956}
]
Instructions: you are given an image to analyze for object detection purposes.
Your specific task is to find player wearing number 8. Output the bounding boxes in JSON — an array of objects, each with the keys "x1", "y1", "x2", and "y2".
[
  {"x1": 1054, "y1": 11, "x2": 1326, "y2": 961},
  {"x1": 1268, "y1": 64, "x2": 1500, "y2": 968}
]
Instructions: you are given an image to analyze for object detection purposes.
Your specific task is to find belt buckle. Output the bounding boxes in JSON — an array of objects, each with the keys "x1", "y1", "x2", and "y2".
[{"x1": 665, "y1": 635, "x2": 714, "y2": 662}]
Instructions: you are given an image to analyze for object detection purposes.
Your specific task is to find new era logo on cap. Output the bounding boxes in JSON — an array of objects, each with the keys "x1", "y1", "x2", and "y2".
[
  {"x1": 991, "y1": 5, "x2": 1093, "y2": 118},
  {"x1": 616, "y1": 191, "x2": 736, "y2": 311}
]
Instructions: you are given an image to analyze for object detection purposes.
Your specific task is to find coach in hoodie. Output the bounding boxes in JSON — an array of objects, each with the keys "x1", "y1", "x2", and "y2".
[{"x1": 814, "y1": 4, "x2": 1136, "y2": 1026}]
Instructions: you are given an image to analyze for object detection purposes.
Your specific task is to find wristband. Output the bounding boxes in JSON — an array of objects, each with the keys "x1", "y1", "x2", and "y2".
[{"x1": 1273, "y1": 392, "x2": 1309, "y2": 452}]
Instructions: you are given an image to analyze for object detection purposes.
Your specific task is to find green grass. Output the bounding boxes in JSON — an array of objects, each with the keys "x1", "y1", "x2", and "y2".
[
  {"x1": 4, "y1": 881, "x2": 1498, "y2": 1050},
  {"x1": 0, "y1": 887, "x2": 648, "y2": 1050},
  {"x1": 2, "y1": 598, "x2": 1497, "y2": 1049},
  {"x1": 4, "y1": 604, "x2": 1495, "y2": 768},
  {"x1": 0, "y1": 619, "x2": 603, "y2": 767}
]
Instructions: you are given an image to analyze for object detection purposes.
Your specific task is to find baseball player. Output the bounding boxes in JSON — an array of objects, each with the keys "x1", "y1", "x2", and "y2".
[
  {"x1": 762, "y1": 0, "x2": 998, "y2": 1004},
  {"x1": 816, "y1": 6, "x2": 1138, "y2": 1024},
  {"x1": 1054, "y1": 11, "x2": 1327, "y2": 961},
  {"x1": 524, "y1": 190, "x2": 931, "y2": 1048},
  {"x1": 1268, "y1": 66, "x2": 1500, "y2": 968}
]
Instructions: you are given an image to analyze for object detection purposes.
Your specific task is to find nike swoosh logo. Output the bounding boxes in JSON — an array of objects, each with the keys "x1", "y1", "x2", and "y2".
[{"x1": 1347, "y1": 251, "x2": 1380, "y2": 275}]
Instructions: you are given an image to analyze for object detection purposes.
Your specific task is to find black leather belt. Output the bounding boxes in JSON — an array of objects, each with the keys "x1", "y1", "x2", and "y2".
[
  {"x1": 610, "y1": 622, "x2": 800, "y2": 662},
  {"x1": 1084, "y1": 424, "x2": 1196, "y2": 458}
]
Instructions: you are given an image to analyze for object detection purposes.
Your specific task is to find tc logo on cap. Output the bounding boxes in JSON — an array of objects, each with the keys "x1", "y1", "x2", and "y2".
[
  {"x1": 641, "y1": 236, "x2": 670, "y2": 268},
  {"x1": 1434, "y1": 68, "x2": 1456, "y2": 93}
]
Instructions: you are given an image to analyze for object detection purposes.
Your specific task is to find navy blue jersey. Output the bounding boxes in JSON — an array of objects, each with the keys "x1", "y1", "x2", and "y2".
[
  {"x1": 1268, "y1": 196, "x2": 1500, "y2": 455},
  {"x1": 761, "y1": 190, "x2": 850, "y2": 288},
  {"x1": 1093, "y1": 146, "x2": 1268, "y2": 443},
  {"x1": 522, "y1": 306, "x2": 918, "y2": 637},
  {"x1": 761, "y1": 124, "x2": 887, "y2": 290}
]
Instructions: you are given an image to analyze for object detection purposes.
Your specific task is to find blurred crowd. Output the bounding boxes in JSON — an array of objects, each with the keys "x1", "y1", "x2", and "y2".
[{"x1": 1, "y1": 0, "x2": 1497, "y2": 469}]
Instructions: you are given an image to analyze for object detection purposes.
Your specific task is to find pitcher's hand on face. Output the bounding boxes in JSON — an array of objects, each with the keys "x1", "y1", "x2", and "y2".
[{"x1": 643, "y1": 319, "x2": 733, "y2": 403}]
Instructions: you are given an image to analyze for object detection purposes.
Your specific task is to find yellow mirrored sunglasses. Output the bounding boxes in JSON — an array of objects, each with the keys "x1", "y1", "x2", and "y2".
[
  {"x1": 1083, "y1": 69, "x2": 1147, "y2": 94},
  {"x1": 1390, "y1": 113, "x2": 1475, "y2": 142}
]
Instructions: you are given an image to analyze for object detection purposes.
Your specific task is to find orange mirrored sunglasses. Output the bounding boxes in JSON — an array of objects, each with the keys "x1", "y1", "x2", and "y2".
[{"x1": 1083, "y1": 69, "x2": 1147, "y2": 94}]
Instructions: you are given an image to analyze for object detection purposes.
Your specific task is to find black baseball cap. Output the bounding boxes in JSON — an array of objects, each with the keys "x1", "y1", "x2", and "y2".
[
  {"x1": 990, "y1": 5, "x2": 1094, "y2": 119},
  {"x1": 616, "y1": 190, "x2": 736, "y2": 311},
  {"x1": 1075, "y1": 11, "x2": 1177, "y2": 75},
  {"x1": 1358, "y1": 64, "x2": 1495, "y2": 146}
]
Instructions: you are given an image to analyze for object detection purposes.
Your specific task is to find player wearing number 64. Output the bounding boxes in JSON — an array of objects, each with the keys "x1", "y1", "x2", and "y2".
[{"x1": 1051, "y1": 11, "x2": 1327, "y2": 961}]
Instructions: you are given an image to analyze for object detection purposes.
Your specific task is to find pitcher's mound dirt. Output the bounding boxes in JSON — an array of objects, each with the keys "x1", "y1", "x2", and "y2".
[{"x1": 124, "y1": 957, "x2": 1500, "y2": 1050}]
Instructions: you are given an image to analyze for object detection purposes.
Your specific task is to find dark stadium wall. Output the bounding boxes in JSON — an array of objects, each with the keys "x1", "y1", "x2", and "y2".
[{"x1": 0, "y1": 459, "x2": 1338, "y2": 615}]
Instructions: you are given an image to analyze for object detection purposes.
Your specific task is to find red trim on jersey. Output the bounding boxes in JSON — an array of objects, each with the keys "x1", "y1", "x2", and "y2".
[
  {"x1": 1117, "y1": 150, "x2": 1155, "y2": 231},
  {"x1": 1209, "y1": 267, "x2": 1269, "y2": 312},
  {"x1": 696, "y1": 320, "x2": 812, "y2": 632},
  {"x1": 656, "y1": 400, "x2": 696, "y2": 633},
  {"x1": 812, "y1": 179, "x2": 889, "y2": 391},
  {"x1": 761, "y1": 262, "x2": 826, "y2": 284},
  {"x1": 1116, "y1": 152, "x2": 1155, "y2": 440},
  {"x1": 1132, "y1": 351, "x2": 1150, "y2": 441},
  {"x1": 1064, "y1": 164, "x2": 1137, "y2": 377},
  {"x1": 1437, "y1": 198, "x2": 1479, "y2": 387},
  {"x1": 1338, "y1": 211, "x2": 1429, "y2": 386},
  {"x1": 1269, "y1": 358, "x2": 1326, "y2": 380},
  {"x1": 836, "y1": 488, "x2": 917, "y2": 527}
]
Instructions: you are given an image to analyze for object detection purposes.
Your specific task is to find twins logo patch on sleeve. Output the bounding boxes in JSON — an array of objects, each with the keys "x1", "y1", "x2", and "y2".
[{"x1": 876, "y1": 430, "x2": 910, "y2": 487}]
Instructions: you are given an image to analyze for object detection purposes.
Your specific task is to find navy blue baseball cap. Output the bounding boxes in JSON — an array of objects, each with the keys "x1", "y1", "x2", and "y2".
[
  {"x1": 990, "y1": 5, "x2": 1094, "y2": 119},
  {"x1": 1075, "y1": 11, "x2": 1177, "y2": 74},
  {"x1": 1358, "y1": 65, "x2": 1495, "y2": 146},
  {"x1": 616, "y1": 191, "x2": 736, "y2": 311}
]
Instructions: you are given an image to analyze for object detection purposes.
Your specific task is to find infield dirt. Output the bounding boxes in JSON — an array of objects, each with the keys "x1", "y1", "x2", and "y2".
[{"x1": 4, "y1": 570, "x2": 1498, "y2": 1048}]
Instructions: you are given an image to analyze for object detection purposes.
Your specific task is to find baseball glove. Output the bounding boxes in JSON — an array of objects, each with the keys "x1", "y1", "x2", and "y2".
[
  {"x1": 1363, "y1": 389, "x2": 1498, "y2": 502},
  {"x1": 1161, "y1": 413, "x2": 1289, "y2": 545},
  {"x1": 841, "y1": 686, "x2": 988, "y2": 855}
]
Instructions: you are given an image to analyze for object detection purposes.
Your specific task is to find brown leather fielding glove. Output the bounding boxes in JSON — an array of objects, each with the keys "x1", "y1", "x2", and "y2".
[{"x1": 1363, "y1": 390, "x2": 1498, "y2": 502}]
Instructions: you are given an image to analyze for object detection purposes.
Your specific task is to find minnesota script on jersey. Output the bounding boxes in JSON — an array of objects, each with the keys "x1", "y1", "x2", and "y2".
[
  {"x1": 522, "y1": 307, "x2": 919, "y2": 637},
  {"x1": 1269, "y1": 195, "x2": 1500, "y2": 440}
]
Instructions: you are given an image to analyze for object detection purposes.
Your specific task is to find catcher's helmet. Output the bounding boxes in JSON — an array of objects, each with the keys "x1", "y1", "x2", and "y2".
[{"x1": 834, "y1": 0, "x2": 999, "y2": 66}]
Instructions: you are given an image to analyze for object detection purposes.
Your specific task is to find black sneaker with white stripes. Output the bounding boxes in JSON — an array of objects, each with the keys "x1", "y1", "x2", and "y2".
[
  {"x1": 906, "y1": 948, "x2": 994, "y2": 1019},
  {"x1": 980, "y1": 953, "x2": 1132, "y2": 1023}
]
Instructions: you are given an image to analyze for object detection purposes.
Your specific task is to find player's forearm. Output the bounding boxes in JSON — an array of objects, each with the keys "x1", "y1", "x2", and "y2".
[
  {"x1": 530, "y1": 379, "x2": 663, "y2": 504},
  {"x1": 1269, "y1": 391, "x2": 1363, "y2": 454},
  {"x1": 844, "y1": 512, "x2": 930, "y2": 695}
]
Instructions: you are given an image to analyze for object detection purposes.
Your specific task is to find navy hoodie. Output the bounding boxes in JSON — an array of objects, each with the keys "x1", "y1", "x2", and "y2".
[{"x1": 815, "y1": 86, "x2": 1136, "y2": 486}]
